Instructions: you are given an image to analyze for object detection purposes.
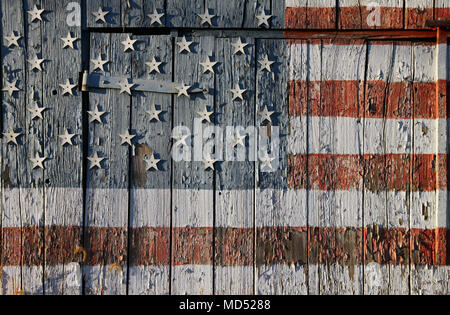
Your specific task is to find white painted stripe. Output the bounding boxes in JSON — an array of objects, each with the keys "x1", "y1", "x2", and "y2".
[
  {"x1": 257, "y1": 264, "x2": 308, "y2": 295},
  {"x1": 130, "y1": 188, "x2": 170, "y2": 228},
  {"x1": 257, "y1": 189, "x2": 448, "y2": 229},
  {"x1": 128, "y1": 266, "x2": 170, "y2": 295},
  {"x1": 45, "y1": 187, "x2": 83, "y2": 226},
  {"x1": 412, "y1": 265, "x2": 450, "y2": 295},
  {"x1": 215, "y1": 266, "x2": 254, "y2": 295},
  {"x1": 2, "y1": 187, "x2": 43, "y2": 227},
  {"x1": 288, "y1": 116, "x2": 445, "y2": 155},
  {"x1": 364, "y1": 263, "x2": 409, "y2": 295},
  {"x1": 171, "y1": 265, "x2": 213, "y2": 295},
  {"x1": 290, "y1": 43, "x2": 437, "y2": 82},
  {"x1": 437, "y1": 44, "x2": 447, "y2": 81},
  {"x1": 86, "y1": 188, "x2": 128, "y2": 228},
  {"x1": 286, "y1": 0, "x2": 336, "y2": 8},
  {"x1": 173, "y1": 189, "x2": 213, "y2": 227},
  {"x1": 216, "y1": 189, "x2": 253, "y2": 228},
  {"x1": 406, "y1": 0, "x2": 434, "y2": 9},
  {"x1": 45, "y1": 263, "x2": 83, "y2": 295},
  {"x1": 339, "y1": 0, "x2": 403, "y2": 8},
  {"x1": 83, "y1": 265, "x2": 127, "y2": 295},
  {"x1": 436, "y1": 0, "x2": 450, "y2": 9}
]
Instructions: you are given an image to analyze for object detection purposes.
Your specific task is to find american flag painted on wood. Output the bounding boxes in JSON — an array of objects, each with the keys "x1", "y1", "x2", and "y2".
[{"x1": 0, "y1": 0, "x2": 449, "y2": 296}]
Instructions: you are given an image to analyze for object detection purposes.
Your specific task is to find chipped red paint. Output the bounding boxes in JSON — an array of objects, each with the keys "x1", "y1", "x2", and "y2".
[
  {"x1": 406, "y1": 7, "x2": 434, "y2": 29},
  {"x1": 338, "y1": 6, "x2": 403, "y2": 29},
  {"x1": 435, "y1": 7, "x2": 450, "y2": 21},
  {"x1": 288, "y1": 154, "x2": 446, "y2": 192},
  {"x1": 0, "y1": 226, "x2": 449, "y2": 267},
  {"x1": 285, "y1": 7, "x2": 336, "y2": 29}
]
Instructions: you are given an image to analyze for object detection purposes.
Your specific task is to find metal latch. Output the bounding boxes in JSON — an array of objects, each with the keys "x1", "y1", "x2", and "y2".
[{"x1": 81, "y1": 71, "x2": 207, "y2": 94}]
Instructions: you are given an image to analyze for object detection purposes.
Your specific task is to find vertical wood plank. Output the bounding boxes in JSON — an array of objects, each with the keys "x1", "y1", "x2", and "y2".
[
  {"x1": 243, "y1": 0, "x2": 271, "y2": 29},
  {"x1": 18, "y1": 0, "x2": 46, "y2": 295},
  {"x1": 122, "y1": 0, "x2": 166, "y2": 28},
  {"x1": 256, "y1": 40, "x2": 300, "y2": 294},
  {"x1": 86, "y1": 0, "x2": 121, "y2": 28},
  {"x1": 364, "y1": 42, "x2": 412, "y2": 295},
  {"x1": 171, "y1": 35, "x2": 215, "y2": 295},
  {"x1": 85, "y1": 33, "x2": 130, "y2": 295},
  {"x1": 435, "y1": 0, "x2": 450, "y2": 21},
  {"x1": 405, "y1": 0, "x2": 434, "y2": 29},
  {"x1": 214, "y1": 37, "x2": 255, "y2": 295},
  {"x1": 285, "y1": 0, "x2": 336, "y2": 29},
  {"x1": 1, "y1": 0, "x2": 27, "y2": 296},
  {"x1": 41, "y1": 0, "x2": 83, "y2": 295},
  {"x1": 128, "y1": 35, "x2": 172, "y2": 295},
  {"x1": 271, "y1": 0, "x2": 286, "y2": 29},
  {"x1": 165, "y1": 0, "x2": 202, "y2": 28}
]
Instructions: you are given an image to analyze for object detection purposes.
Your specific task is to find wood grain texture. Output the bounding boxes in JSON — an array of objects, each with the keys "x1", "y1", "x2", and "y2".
[
  {"x1": 171, "y1": 35, "x2": 215, "y2": 295},
  {"x1": 364, "y1": 41, "x2": 412, "y2": 295},
  {"x1": 1, "y1": 0, "x2": 28, "y2": 296},
  {"x1": 255, "y1": 39, "x2": 295, "y2": 294},
  {"x1": 41, "y1": 0, "x2": 83, "y2": 295},
  {"x1": 128, "y1": 35, "x2": 172, "y2": 295},
  {"x1": 214, "y1": 37, "x2": 255, "y2": 295},
  {"x1": 122, "y1": 0, "x2": 166, "y2": 28},
  {"x1": 85, "y1": 33, "x2": 130, "y2": 295},
  {"x1": 86, "y1": 0, "x2": 122, "y2": 28}
]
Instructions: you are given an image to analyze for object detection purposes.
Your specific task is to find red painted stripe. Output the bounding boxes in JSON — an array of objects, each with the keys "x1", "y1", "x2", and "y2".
[
  {"x1": 1, "y1": 226, "x2": 449, "y2": 266},
  {"x1": 339, "y1": 6, "x2": 403, "y2": 29},
  {"x1": 435, "y1": 7, "x2": 450, "y2": 21},
  {"x1": 406, "y1": 7, "x2": 434, "y2": 29},
  {"x1": 288, "y1": 154, "x2": 447, "y2": 191},
  {"x1": 285, "y1": 7, "x2": 336, "y2": 29},
  {"x1": 288, "y1": 80, "x2": 441, "y2": 119}
]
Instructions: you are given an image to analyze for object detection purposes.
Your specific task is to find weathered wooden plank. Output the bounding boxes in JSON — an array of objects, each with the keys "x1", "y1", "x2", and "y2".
[
  {"x1": 122, "y1": 0, "x2": 166, "y2": 28},
  {"x1": 242, "y1": 0, "x2": 271, "y2": 29},
  {"x1": 435, "y1": 0, "x2": 450, "y2": 21},
  {"x1": 256, "y1": 40, "x2": 300, "y2": 294},
  {"x1": 271, "y1": 0, "x2": 286, "y2": 29},
  {"x1": 165, "y1": 0, "x2": 202, "y2": 28},
  {"x1": 86, "y1": 0, "x2": 121, "y2": 28},
  {"x1": 214, "y1": 37, "x2": 255, "y2": 295},
  {"x1": 338, "y1": 0, "x2": 403, "y2": 29},
  {"x1": 285, "y1": 0, "x2": 336, "y2": 29},
  {"x1": 85, "y1": 33, "x2": 130, "y2": 295},
  {"x1": 1, "y1": 0, "x2": 27, "y2": 296},
  {"x1": 363, "y1": 42, "x2": 412, "y2": 295},
  {"x1": 128, "y1": 35, "x2": 172, "y2": 295},
  {"x1": 41, "y1": 0, "x2": 83, "y2": 295},
  {"x1": 171, "y1": 35, "x2": 215, "y2": 295},
  {"x1": 405, "y1": 0, "x2": 434, "y2": 29}
]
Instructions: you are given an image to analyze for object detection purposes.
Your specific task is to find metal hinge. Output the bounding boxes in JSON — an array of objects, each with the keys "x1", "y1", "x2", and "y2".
[{"x1": 80, "y1": 71, "x2": 207, "y2": 94}]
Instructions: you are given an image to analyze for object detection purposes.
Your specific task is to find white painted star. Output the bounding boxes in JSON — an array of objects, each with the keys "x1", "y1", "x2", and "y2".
[
  {"x1": 146, "y1": 104, "x2": 163, "y2": 122},
  {"x1": 2, "y1": 79, "x2": 20, "y2": 97},
  {"x1": 258, "y1": 54, "x2": 275, "y2": 72},
  {"x1": 231, "y1": 38, "x2": 248, "y2": 55},
  {"x1": 147, "y1": 9, "x2": 164, "y2": 26},
  {"x1": 176, "y1": 36, "x2": 194, "y2": 54},
  {"x1": 119, "y1": 130, "x2": 135, "y2": 146},
  {"x1": 3, "y1": 130, "x2": 21, "y2": 145},
  {"x1": 30, "y1": 153, "x2": 47, "y2": 170},
  {"x1": 119, "y1": 80, "x2": 135, "y2": 95},
  {"x1": 256, "y1": 9, "x2": 272, "y2": 28},
  {"x1": 200, "y1": 57, "x2": 218, "y2": 74},
  {"x1": 175, "y1": 81, "x2": 191, "y2": 97},
  {"x1": 60, "y1": 32, "x2": 78, "y2": 49},
  {"x1": 203, "y1": 157, "x2": 217, "y2": 171},
  {"x1": 28, "y1": 4, "x2": 45, "y2": 23},
  {"x1": 197, "y1": 8, "x2": 215, "y2": 27},
  {"x1": 259, "y1": 153, "x2": 276, "y2": 171},
  {"x1": 144, "y1": 154, "x2": 161, "y2": 171},
  {"x1": 92, "y1": 7, "x2": 110, "y2": 24},
  {"x1": 172, "y1": 133, "x2": 190, "y2": 147},
  {"x1": 59, "y1": 79, "x2": 77, "y2": 96},
  {"x1": 121, "y1": 35, "x2": 137, "y2": 52},
  {"x1": 197, "y1": 105, "x2": 213, "y2": 123},
  {"x1": 233, "y1": 130, "x2": 246, "y2": 147},
  {"x1": 4, "y1": 32, "x2": 21, "y2": 48},
  {"x1": 259, "y1": 106, "x2": 275, "y2": 124},
  {"x1": 59, "y1": 129, "x2": 76, "y2": 146},
  {"x1": 28, "y1": 103, "x2": 47, "y2": 120},
  {"x1": 87, "y1": 105, "x2": 106, "y2": 124},
  {"x1": 88, "y1": 152, "x2": 105, "y2": 169},
  {"x1": 230, "y1": 84, "x2": 246, "y2": 101},
  {"x1": 27, "y1": 55, "x2": 45, "y2": 72},
  {"x1": 145, "y1": 57, "x2": 163, "y2": 74},
  {"x1": 91, "y1": 54, "x2": 109, "y2": 72}
]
